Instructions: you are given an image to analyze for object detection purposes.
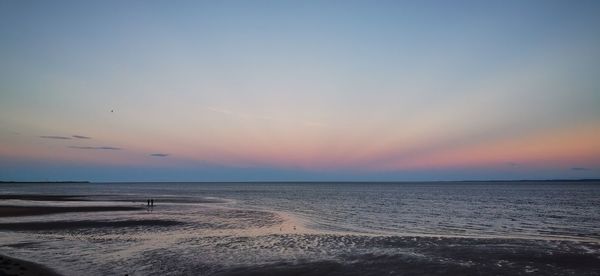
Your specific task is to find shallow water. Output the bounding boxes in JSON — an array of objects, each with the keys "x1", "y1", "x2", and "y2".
[{"x1": 0, "y1": 182, "x2": 599, "y2": 275}]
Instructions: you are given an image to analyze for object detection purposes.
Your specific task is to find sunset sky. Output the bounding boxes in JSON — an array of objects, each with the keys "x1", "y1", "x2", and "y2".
[{"x1": 1, "y1": 0, "x2": 599, "y2": 181}]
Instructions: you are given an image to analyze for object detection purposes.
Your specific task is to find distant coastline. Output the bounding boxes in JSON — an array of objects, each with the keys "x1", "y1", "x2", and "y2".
[{"x1": 0, "y1": 181, "x2": 90, "y2": 184}]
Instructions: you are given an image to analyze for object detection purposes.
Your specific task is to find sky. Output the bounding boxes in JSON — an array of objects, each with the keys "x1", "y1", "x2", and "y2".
[{"x1": 1, "y1": 0, "x2": 599, "y2": 182}]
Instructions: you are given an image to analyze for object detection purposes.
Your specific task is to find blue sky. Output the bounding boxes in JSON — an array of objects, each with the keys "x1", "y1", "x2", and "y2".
[{"x1": 1, "y1": 0, "x2": 599, "y2": 181}]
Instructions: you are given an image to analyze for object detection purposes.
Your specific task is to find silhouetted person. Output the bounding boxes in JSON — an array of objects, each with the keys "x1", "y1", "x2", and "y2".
[
  {"x1": 151, "y1": 198, "x2": 154, "y2": 207},
  {"x1": 147, "y1": 199, "x2": 150, "y2": 207}
]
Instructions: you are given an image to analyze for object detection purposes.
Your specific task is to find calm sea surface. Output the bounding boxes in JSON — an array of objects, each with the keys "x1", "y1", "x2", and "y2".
[{"x1": 1, "y1": 181, "x2": 599, "y2": 275}]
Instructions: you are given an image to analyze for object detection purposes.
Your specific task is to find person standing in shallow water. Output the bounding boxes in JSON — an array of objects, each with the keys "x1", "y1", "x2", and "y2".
[
  {"x1": 151, "y1": 198, "x2": 154, "y2": 207},
  {"x1": 147, "y1": 199, "x2": 150, "y2": 207}
]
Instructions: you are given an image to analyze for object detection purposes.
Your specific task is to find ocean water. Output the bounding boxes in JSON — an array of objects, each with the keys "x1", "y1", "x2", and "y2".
[{"x1": 1, "y1": 181, "x2": 599, "y2": 275}]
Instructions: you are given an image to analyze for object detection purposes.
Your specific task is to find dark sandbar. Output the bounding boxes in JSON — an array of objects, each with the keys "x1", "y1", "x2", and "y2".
[
  {"x1": 0, "y1": 219, "x2": 183, "y2": 231},
  {"x1": 0, "y1": 254, "x2": 61, "y2": 276},
  {"x1": 0, "y1": 205, "x2": 143, "y2": 218},
  {"x1": 0, "y1": 194, "x2": 89, "y2": 201},
  {"x1": 0, "y1": 193, "x2": 226, "y2": 204}
]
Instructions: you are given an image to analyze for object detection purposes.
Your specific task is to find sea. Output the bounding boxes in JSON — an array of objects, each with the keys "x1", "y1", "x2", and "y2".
[{"x1": 1, "y1": 181, "x2": 599, "y2": 275}]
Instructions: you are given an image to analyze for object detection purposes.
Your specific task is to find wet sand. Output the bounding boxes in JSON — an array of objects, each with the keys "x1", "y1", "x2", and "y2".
[
  {"x1": 0, "y1": 254, "x2": 61, "y2": 276},
  {"x1": 0, "y1": 206, "x2": 143, "y2": 218},
  {"x1": 0, "y1": 195, "x2": 157, "y2": 274},
  {"x1": 155, "y1": 235, "x2": 600, "y2": 276}
]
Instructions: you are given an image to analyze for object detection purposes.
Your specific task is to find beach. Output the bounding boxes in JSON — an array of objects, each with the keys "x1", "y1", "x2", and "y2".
[
  {"x1": 0, "y1": 195, "x2": 147, "y2": 276},
  {"x1": 1, "y1": 182, "x2": 599, "y2": 275},
  {"x1": 0, "y1": 254, "x2": 60, "y2": 276}
]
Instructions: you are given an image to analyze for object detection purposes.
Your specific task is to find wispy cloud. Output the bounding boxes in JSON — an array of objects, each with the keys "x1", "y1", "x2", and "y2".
[
  {"x1": 68, "y1": 146, "x2": 121, "y2": 150},
  {"x1": 571, "y1": 167, "x2": 589, "y2": 171},
  {"x1": 72, "y1": 135, "x2": 91, "y2": 139},
  {"x1": 150, "y1": 153, "x2": 169, "y2": 157},
  {"x1": 40, "y1": 135, "x2": 71, "y2": 140},
  {"x1": 506, "y1": 162, "x2": 520, "y2": 167}
]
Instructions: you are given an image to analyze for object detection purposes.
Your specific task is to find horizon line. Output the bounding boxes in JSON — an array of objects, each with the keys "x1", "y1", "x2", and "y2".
[{"x1": 2, "y1": 178, "x2": 599, "y2": 184}]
